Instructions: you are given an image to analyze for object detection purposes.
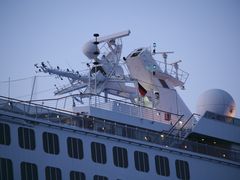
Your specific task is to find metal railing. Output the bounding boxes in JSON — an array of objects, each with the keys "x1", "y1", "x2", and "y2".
[
  {"x1": 204, "y1": 111, "x2": 240, "y2": 127},
  {"x1": 0, "y1": 96, "x2": 240, "y2": 163},
  {"x1": 155, "y1": 60, "x2": 189, "y2": 84},
  {"x1": 89, "y1": 94, "x2": 182, "y2": 124}
]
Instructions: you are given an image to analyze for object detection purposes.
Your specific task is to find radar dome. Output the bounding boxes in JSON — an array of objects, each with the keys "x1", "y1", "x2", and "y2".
[
  {"x1": 196, "y1": 89, "x2": 236, "y2": 117},
  {"x1": 82, "y1": 41, "x2": 100, "y2": 59}
]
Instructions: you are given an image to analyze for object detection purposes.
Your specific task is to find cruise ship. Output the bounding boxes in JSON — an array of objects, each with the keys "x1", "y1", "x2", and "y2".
[{"x1": 0, "y1": 30, "x2": 239, "y2": 180}]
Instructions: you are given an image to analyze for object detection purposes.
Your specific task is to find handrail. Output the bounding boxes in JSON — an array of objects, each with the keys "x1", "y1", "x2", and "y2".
[
  {"x1": 0, "y1": 95, "x2": 78, "y2": 116},
  {"x1": 155, "y1": 60, "x2": 189, "y2": 84},
  {"x1": 0, "y1": 94, "x2": 182, "y2": 117},
  {"x1": 167, "y1": 115, "x2": 184, "y2": 134},
  {"x1": 179, "y1": 113, "x2": 200, "y2": 132},
  {"x1": 0, "y1": 94, "x2": 183, "y2": 125},
  {"x1": 204, "y1": 111, "x2": 240, "y2": 127}
]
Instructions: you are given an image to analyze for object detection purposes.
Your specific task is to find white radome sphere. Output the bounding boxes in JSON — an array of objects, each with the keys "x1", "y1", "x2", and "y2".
[{"x1": 196, "y1": 89, "x2": 236, "y2": 117}]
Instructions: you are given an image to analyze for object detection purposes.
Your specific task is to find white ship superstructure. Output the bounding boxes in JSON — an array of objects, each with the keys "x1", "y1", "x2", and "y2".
[{"x1": 0, "y1": 30, "x2": 239, "y2": 180}]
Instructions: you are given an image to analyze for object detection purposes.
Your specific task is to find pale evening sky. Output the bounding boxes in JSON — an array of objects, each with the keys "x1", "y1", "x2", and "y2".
[{"x1": 0, "y1": 0, "x2": 240, "y2": 116}]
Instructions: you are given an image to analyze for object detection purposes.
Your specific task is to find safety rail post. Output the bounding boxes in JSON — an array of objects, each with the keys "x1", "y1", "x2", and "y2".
[
  {"x1": 179, "y1": 113, "x2": 195, "y2": 132},
  {"x1": 167, "y1": 115, "x2": 184, "y2": 135}
]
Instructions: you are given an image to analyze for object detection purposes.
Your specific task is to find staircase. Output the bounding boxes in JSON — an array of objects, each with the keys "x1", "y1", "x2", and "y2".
[{"x1": 167, "y1": 113, "x2": 200, "y2": 139}]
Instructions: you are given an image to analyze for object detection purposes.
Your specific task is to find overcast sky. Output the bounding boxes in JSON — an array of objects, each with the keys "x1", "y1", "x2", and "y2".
[{"x1": 0, "y1": 0, "x2": 240, "y2": 116}]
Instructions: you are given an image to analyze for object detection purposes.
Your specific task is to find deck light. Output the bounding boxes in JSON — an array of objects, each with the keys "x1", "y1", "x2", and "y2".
[{"x1": 144, "y1": 136, "x2": 151, "y2": 141}]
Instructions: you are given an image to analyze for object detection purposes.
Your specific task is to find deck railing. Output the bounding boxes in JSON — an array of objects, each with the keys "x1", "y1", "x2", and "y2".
[
  {"x1": 89, "y1": 94, "x2": 182, "y2": 124},
  {"x1": 204, "y1": 111, "x2": 240, "y2": 127},
  {"x1": 0, "y1": 96, "x2": 240, "y2": 163},
  {"x1": 155, "y1": 60, "x2": 189, "y2": 84}
]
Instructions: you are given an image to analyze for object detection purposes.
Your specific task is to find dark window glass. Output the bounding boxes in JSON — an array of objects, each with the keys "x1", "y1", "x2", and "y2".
[
  {"x1": 164, "y1": 113, "x2": 171, "y2": 121},
  {"x1": 43, "y1": 132, "x2": 59, "y2": 154},
  {"x1": 0, "y1": 123, "x2": 10, "y2": 145},
  {"x1": 67, "y1": 137, "x2": 83, "y2": 159},
  {"x1": 134, "y1": 151, "x2": 149, "y2": 172},
  {"x1": 91, "y1": 142, "x2": 106, "y2": 164},
  {"x1": 159, "y1": 79, "x2": 169, "y2": 88},
  {"x1": 18, "y1": 127, "x2": 35, "y2": 150},
  {"x1": 84, "y1": 118, "x2": 94, "y2": 129},
  {"x1": 155, "y1": 155, "x2": 170, "y2": 176},
  {"x1": 93, "y1": 175, "x2": 108, "y2": 180},
  {"x1": 21, "y1": 162, "x2": 38, "y2": 180},
  {"x1": 131, "y1": 51, "x2": 140, "y2": 57},
  {"x1": 0, "y1": 157, "x2": 13, "y2": 180},
  {"x1": 175, "y1": 160, "x2": 190, "y2": 180},
  {"x1": 70, "y1": 171, "x2": 85, "y2": 180},
  {"x1": 45, "y1": 166, "x2": 61, "y2": 180},
  {"x1": 113, "y1": 146, "x2": 128, "y2": 168}
]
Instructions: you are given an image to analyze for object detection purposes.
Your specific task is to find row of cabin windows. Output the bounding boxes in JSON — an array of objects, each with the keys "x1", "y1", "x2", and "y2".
[
  {"x1": 0, "y1": 122, "x2": 190, "y2": 179},
  {"x1": 0, "y1": 157, "x2": 107, "y2": 180}
]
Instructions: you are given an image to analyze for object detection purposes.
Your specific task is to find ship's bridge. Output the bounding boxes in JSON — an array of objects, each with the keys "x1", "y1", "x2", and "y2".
[{"x1": 126, "y1": 48, "x2": 189, "y2": 88}]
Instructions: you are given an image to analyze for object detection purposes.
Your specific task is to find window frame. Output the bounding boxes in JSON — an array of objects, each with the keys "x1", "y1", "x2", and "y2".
[
  {"x1": 21, "y1": 161, "x2": 38, "y2": 180},
  {"x1": 67, "y1": 137, "x2": 84, "y2": 160},
  {"x1": 45, "y1": 166, "x2": 62, "y2": 180},
  {"x1": 42, "y1": 132, "x2": 59, "y2": 155},
  {"x1": 93, "y1": 175, "x2": 108, "y2": 180},
  {"x1": 134, "y1": 151, "x2": 149, "y2": 172},
  {"x1": 112, "y1": 146, "x2": 128, "y2": 168},
  {"x1": 0, "y1": 122, "x2": 11, "y2": 145},
  {"x1": 70, "y1": 170, "x2": 85, "y2": 180},
  {"x1": 18, "y1": 127, "x2": 36, "y2": 150},
  {"x1": 0, "y1": 157, "x2": 13, "y2": 180},
  {"x1": 175, "y1": 160, "x2": 190, "y2": 180},
  {"x1": 155, "y1": 155, "x2": 170, "y2": 176},
  {"x1": 91, "y1": 142, "x2": 107, "y2": 164}
]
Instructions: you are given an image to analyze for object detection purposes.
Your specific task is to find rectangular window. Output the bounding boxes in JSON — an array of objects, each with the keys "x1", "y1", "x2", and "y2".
[
  {"x1": 164, "y1": 113, "x2": 171, "y2": 121},
  {"x1": 0, "y1": 123, "x2": 10, "y2": 145},
  {"x1": 91, "y1": 142, "x2": 106, "y2": 164},
  {"x1": 43, "y1": 132, "x2": 59, "y2": 154},
  {"x1": 70, "y1": 171, "x2": 85, "y2": 180},
  {"x1": 18, "y1": 127, "x2": 35, "y2": 150},
  {"x1": 0, "y1": 157, "x2": 13, "y2": 180},
  {"x1": 175, "y1": 160, "x2": 190, "y2": 180},
  {"x1": 21, "y1": 162, "x2": 38, "y2": 180},
  {"x1": 113, "y1": 146, "x2": 128, "y2": 168},
  {"x1": 155, "y1": 155, "x2": 170, "y2": 176},
  {"x1": 93, "y1": 175, "x2": 108, "y2": 180},
  {"x1": 67, "y1": 137, "x2": 83, "y2": 159},
  {"x1": 131, "y1": 51, "x2": 140, "y2": 57},
  {"x1": 45, "y1": 166, "x2": 61, "y2": 180},
  {"x1": 134, "y1": 151, "x2": 149, "y2": 172},
  {"x1": 159, "y1": 79, "x2": 169, "y2": 88}
]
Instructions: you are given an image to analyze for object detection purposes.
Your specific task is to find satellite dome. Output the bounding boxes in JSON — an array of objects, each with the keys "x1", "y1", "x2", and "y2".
[{"x1": 196, "y1": 89, "x2": 236, "y2": 117}]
